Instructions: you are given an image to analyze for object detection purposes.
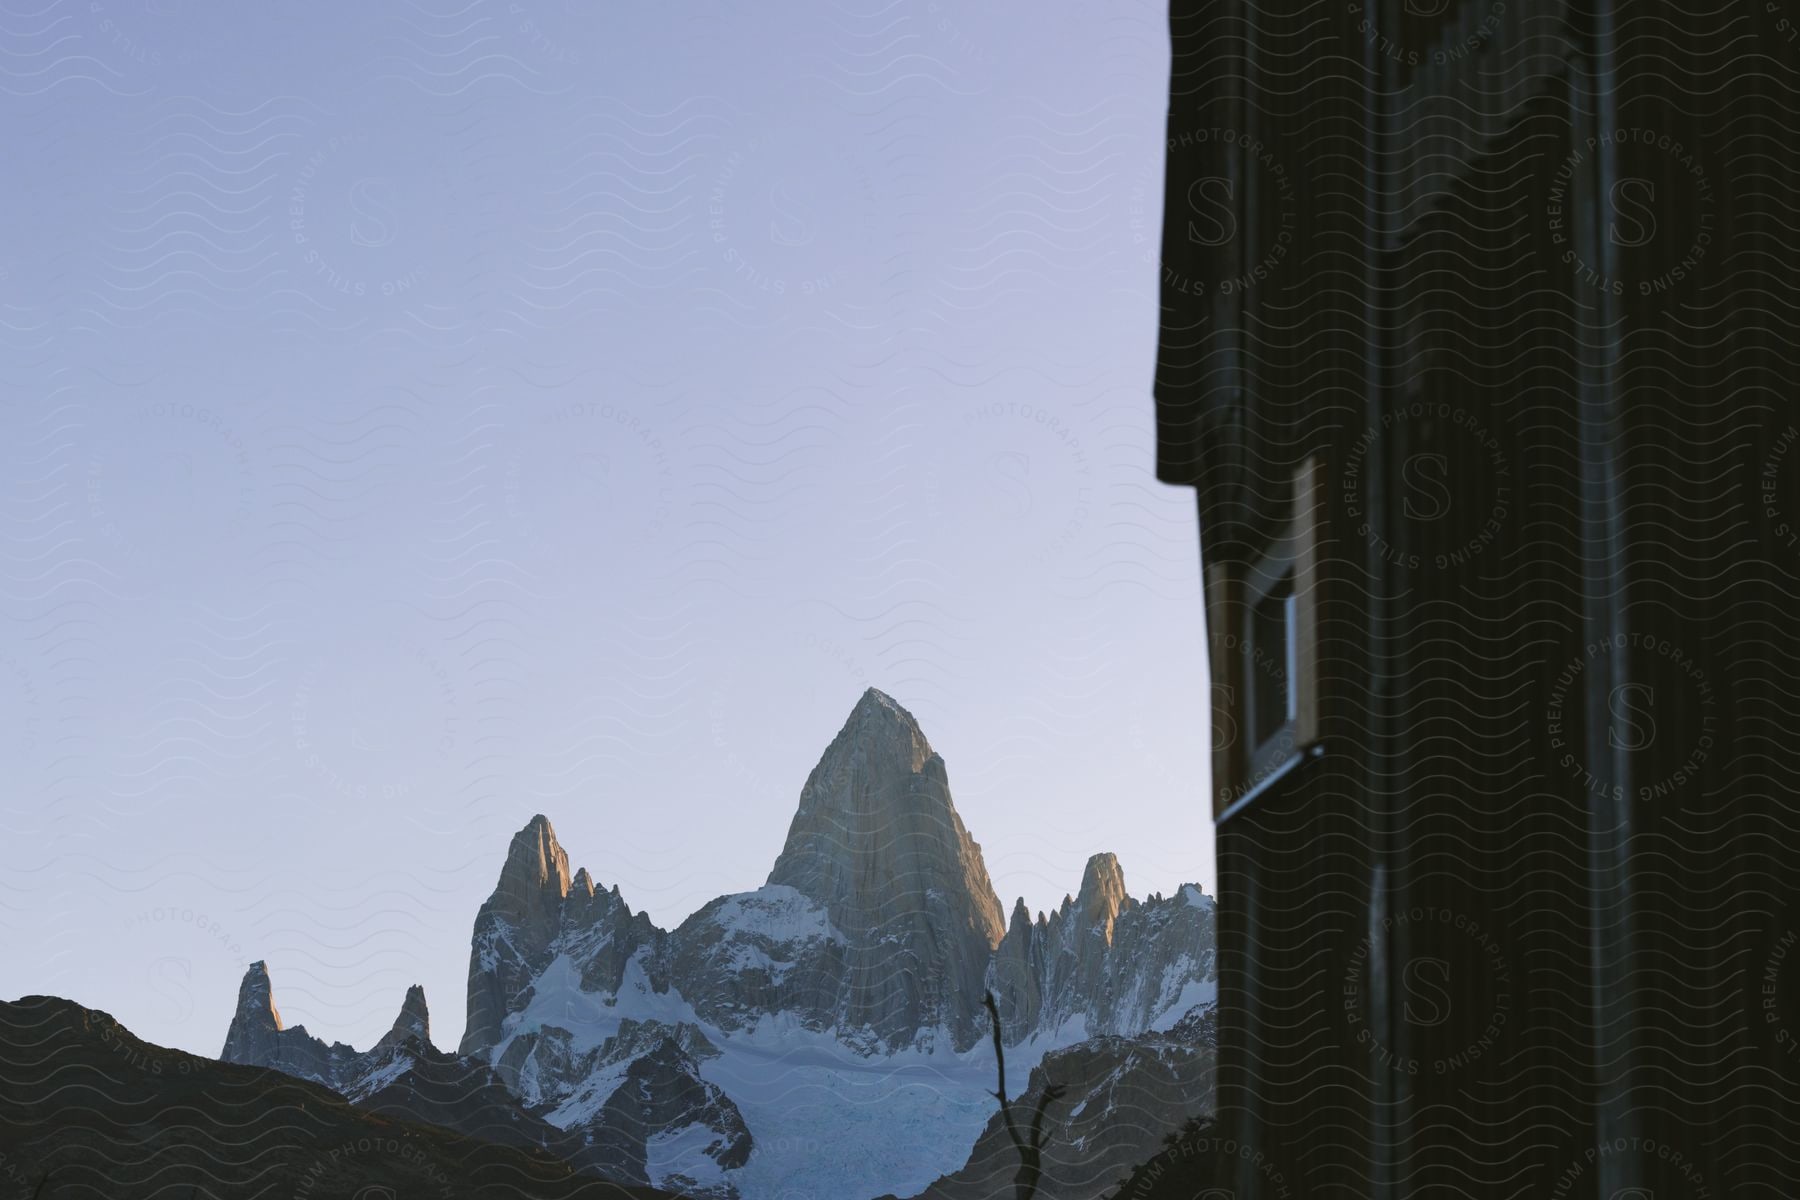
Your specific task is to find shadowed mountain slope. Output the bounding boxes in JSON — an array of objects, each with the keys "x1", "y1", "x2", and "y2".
[{"x1": 0, "y1": 994, "x2": 673, "y2": 1200}]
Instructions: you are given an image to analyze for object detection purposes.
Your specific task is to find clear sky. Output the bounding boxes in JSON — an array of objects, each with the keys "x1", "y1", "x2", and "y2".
[{"x1": 0, "y1": 0, "x2": 1209, "y2": 1055}]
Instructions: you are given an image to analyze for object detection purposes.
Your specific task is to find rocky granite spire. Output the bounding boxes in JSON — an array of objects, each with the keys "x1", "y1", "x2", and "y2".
[
  {"x1": 363, "y1": 983, "x2": 427, "y2": 1049},
  {"x1": 461, "y1": 814, "x2": 662, "y2": 1061},
  {"x1": 501, "y1": 814, "x2": 573, "y2": 913},
  {"x1": 219, "y1": 960, "x2": 390, "y2": 1090},
  {"x1": 768, "y1": 689, "x2": 1005, "y2": 939},
  {"x1": 1075, "y1": 852, "x2": 1130, "y2": 944},
  {"x1": 395, "y1": 984, "x2": 430, "y2": 1041},
  {"x1": 991, "y1": 857, "x2": 1217, "y2": 1042},
  {"x1": 461, "y1": 815, "x2": 575, "y2": 1058},
  {"x1": 764, "y1": 688, "x2": 1007, "y2": 1050},
  {"x1": 219, "y1": 960, "x2": 283, "y2": 1064},
  {"x1": 990, "y1": 897, "x2": 1046, "y2": 1035}
]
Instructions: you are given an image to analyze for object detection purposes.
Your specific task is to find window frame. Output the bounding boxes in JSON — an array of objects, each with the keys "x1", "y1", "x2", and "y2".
[{"x1": 1206, "y1": 457, "x2": 1324, "y2": 821}]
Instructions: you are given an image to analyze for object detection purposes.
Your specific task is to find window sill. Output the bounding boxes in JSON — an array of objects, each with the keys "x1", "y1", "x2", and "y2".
[{"x1": 1217, "y1": 741, "x2": 1324, "y2": 826}]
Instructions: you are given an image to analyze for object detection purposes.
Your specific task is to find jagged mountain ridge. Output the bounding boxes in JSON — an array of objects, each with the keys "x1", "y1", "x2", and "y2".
[
  {"x1": 221, "y1": 688, "x2": 1216, "y2": 1200},
  {"x1": 464, "y1": 689, "x2": 1012, "y2": 1063},
  {"x1": 464, "y1": 691, "x2": 1213, "y2": 1063},
  {"x1": 991, "y1": 862, "x2": 1218, "y2": 1045},
  {"x1": 220, "y1": 959, "x2": 746, "y2": 1192},
  {"x1": 220, "y1": 959, "x2": 430, "y2": 1092},
  {"x1": 453, "y1": 690, "x2": 1215, "y2": 1198}
]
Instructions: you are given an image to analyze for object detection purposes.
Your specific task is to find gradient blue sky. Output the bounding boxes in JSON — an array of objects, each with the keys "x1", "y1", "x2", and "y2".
[{"x1": 0, "y1": 0, "x2": 1208, "y2": 1054}]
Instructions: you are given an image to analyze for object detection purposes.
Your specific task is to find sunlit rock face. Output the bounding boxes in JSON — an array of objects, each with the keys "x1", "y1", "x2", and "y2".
[
  {"x1": 990, "y1": 860, "x2": 1219, "y2": 1046},
  {"x1": 218, "y1": 960, "x2": 284, "y2": 1065},
  {"x1": 460, "y1": 815, "x2": 660, "y2": 1062},
  {"x1": 759, "y1": 688, "x2": 1009, "y2": 1052}
]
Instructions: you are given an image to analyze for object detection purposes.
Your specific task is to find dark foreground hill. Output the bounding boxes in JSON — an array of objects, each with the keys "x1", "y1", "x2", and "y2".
[
  {"x1": 1105, "y1": 1115, "x2": 1292, "y2": 1200},
  {"x1": 0, "y1": 995, "x2": 673, "y2": 1200}
]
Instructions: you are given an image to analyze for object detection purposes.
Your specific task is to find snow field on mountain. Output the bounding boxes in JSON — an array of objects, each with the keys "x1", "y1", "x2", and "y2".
[{"x1": 493, "y1": 947, "x2": 1092, "y2": 1198}]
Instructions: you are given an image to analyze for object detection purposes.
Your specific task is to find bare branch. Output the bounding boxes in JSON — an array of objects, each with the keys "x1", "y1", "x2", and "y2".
[
  {"x1": 984, "y1": 989, "x2": 1072, "y2": 1200},
  {"x1": 1029, "y1": 1082, "x2": 1069, "y2": 1149},
  {"x1": 983, "y1": 990, "x2": 1026, "y2": 1150}
]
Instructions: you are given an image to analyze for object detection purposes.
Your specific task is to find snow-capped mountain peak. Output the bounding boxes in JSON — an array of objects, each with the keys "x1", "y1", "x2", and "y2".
[
  {"x1": 223, "y1": 690, "x2": 1216, "y2": 1200},
  {"x1": 762, "y1": 687, "x2": 1008, "y2": 1052}
]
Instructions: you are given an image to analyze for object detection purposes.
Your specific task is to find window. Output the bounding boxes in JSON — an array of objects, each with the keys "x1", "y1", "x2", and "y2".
[
  {"x1": 1205, "y1": 458, "x2": 1322, "y2": 820},
  {"x1": 1249, "y1": 570, "x2": 1297, "y2": 746}
]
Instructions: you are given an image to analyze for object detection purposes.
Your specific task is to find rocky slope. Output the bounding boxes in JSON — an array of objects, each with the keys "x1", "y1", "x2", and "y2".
[
  {"x1": 220, "y1": 688, "x2": 1217, "y2": 1200},
  {"x1": 585, "y1": 1036, "x2": 755, "y2": 1195},
  {"x1": 890, "y1": 1006, "x2": 1218, "y2": 1200},
  {"x1": 1104, "y1": 1111, "x2": 1232, "y2": 1200}
]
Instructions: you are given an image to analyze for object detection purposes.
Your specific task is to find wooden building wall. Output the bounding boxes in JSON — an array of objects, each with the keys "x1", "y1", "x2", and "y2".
[{"x1": 1154, "y1": 2, "x2": 1798, "y2": 1195}]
